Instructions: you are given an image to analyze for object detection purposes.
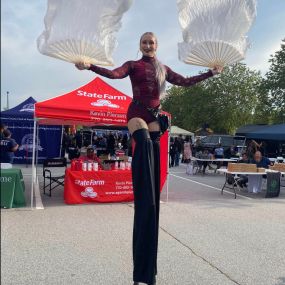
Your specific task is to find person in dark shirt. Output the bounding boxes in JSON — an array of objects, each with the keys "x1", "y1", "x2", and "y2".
[
  {"x1": 237, "y1": 152, "x2": 250, "y2": 187},
  {"x1": 0, "y1": 129, "x2": 19, "y2": 163},
  {"x1": 122, "y1": 134, "x2": 129, "y2": 155},
  {"x1": 251, "y1": 151, "x2": 272, "y2": 169},
  {"x1": 169, "y1": 138, "x2": 176, "y2": 168},
  {"x1": 61, "y1": 130, "x2": 72, "y2": 158},
  {"x1": 75, "y1": 32, "x2": 223, "y2": 285},
  {"x1": 174, "y1": 137, "x2": 182, "y2": 166},
  {"x1": 67, "y1": 139, "x2": 80, "y2": 160},
  {"x1": 75, "y1": 131, "x2": 83, "y2": 148},
  {"x1": 107, "y1": 133, "x2": 116, "y2": 156},
  {"x1": 214, "y1": 144, "x2": 224, "y2": 158}
]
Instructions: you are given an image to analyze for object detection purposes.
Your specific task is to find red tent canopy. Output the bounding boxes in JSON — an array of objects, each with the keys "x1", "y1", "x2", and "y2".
[{"x1": 35, "y1": 77, "x2": 132, "y2": 126}]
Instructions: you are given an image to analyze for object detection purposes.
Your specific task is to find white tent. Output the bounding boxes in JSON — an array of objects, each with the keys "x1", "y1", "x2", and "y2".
[{"x1": 171, "y1": 125, "x2": 194, "y2": 136}]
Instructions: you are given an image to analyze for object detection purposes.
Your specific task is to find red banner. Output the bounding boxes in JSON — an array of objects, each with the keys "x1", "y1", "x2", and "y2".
[
  {"x1": 160, "y1": 131, "x2": 168, "y2": 190},
  {"x1": 64, "y1": 169, "x2": 134, "y2": 204}
]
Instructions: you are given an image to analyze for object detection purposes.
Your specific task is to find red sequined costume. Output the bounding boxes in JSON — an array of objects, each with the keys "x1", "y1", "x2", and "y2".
[{"x1": 89, "y1": 55, "x2": 213, "y2": 123}]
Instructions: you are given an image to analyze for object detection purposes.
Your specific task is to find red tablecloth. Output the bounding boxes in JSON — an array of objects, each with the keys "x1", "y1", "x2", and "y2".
[{"x1": 64, "y1": 169, "x2": 134, "y2": 204}]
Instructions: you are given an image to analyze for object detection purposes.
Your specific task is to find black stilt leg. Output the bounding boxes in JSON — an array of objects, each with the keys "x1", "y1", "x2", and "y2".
[
  {"x1": 150, "y1": 131, "x2": 160, "y2": 279},
  {"x1": 132, "y1": 129, "x2": 157, "y2": 285}
]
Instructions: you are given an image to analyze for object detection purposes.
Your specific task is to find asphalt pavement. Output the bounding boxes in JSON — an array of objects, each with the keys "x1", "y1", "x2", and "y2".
[{"x1": 1, "y1": 164, "x2": 285, "y2": 285}]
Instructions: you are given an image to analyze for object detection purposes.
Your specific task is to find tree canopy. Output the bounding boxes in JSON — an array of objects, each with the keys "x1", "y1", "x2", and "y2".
[
  {"x1": 261, "y1": 38, "x2": 285, "y2": 123},
  {"x1": 162, "y1": 63, "x2": 263, "y2": 134}
]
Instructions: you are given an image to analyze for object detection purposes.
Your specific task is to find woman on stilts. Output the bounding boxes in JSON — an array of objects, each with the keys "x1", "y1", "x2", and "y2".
[{"x1": 76, "y1": 32, "x2": 223, "y2": 285}]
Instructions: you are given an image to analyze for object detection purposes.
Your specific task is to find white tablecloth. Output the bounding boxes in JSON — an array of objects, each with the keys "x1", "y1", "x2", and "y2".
[{"x1": 247, "y1": 175, "x2": 263, "y2": 193}]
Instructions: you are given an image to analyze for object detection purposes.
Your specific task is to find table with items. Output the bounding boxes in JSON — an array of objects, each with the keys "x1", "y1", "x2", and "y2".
[
  {"x1": 64, "y1": 158, "x2": 133, "y2": 204},
  {"x1": 1, "y1": 168, "x2": 26, "y2": 208},
  {"x1": 218, "y1": 168, "x2": 267, "y2": 198},
  {"x1": 218, "y1": 163, "x2": 284, "y2": 198}
]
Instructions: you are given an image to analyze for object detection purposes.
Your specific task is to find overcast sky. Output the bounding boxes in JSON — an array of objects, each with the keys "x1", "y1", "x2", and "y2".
[{"x1": 1, "y1": 0, "x2": 285, "y2": 110}]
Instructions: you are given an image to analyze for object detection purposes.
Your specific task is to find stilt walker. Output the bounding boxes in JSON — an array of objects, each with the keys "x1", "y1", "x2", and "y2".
[{"x1": 75, "y1": 32, "x2": 222, "y2": 285}]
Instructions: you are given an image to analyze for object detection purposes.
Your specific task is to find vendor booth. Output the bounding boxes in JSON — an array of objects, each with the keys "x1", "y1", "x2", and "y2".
[
  {"x1": 236, "y1": 124, "x2": 285, "y2": 157},
  {"x1": 1, "y1": 97, "x2": 62, "y2": 164},
  {"x1": 32, "y1": 77, "x2": 170, "y2": 206},
  {"x1": 170, "y1": 125, "x2": 195, "y2": 141}
]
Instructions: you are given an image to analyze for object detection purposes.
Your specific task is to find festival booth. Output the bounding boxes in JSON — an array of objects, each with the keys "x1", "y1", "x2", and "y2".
[
  {"x1": 236, "y1": 124, "x2": 285, "y2": 157},
  {"x1": 170, "y1": 125, "x2": 195, "y2": 142},
  {"x1": 32, "y1": 77, "x2": 169, "y2": 206},
  {"x1": 1, "y1": 97, "x2": 61, "y2": 164}
]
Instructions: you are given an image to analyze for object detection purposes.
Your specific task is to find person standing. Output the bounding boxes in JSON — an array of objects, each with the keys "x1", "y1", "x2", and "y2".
[
  {"x1": 183, "y1": 136, "x2": 192, "y2": 164},
  {"x1": 169, "y1": 137, "x2": 176, "y2": 168},
  {"x1": 236, "y1": 152, "x2": 250, "y2": 187},
  {"x1": 214, "y1": 143, "x2": 224, "y2": 169},
  {"x1": 61, "y1": 130, "x2": 71, "y2": 158},
  {"x1": 122, "y1": 133, "x2": 129, "y2": 155},
  {"x1": 0, "y1": 129, "x2": 19, "y2": 163},
  {"x1": 174, "y1": 137, "x2": 182, "y2": 166},
  {"x1": 107, "y1": 132, "x2": 116, "y2": 157},
  {"x1": 214, "y1": 143, "x2": 224, "y2": 158},
  {"x1": 76, "y1": 32, "x2": 222, "y2": 285}
]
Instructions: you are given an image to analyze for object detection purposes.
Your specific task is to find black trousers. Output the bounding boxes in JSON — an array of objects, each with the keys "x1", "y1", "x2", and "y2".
[{"x1": 132, "y1": 129, "x2": 160, "y2": 284}]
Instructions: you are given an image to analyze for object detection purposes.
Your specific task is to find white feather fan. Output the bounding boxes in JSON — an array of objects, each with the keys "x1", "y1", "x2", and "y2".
[
  {"x1": 37, "y1": 0, "x2": 132, "y2": 66},
  {"x1": 177, "y1": 0, "x2": 257, "y2": 68}
]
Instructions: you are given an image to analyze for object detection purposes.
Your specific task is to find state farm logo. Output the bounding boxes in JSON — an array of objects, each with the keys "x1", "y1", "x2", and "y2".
[
  {"x1": 75, "y1": 179, "x2": 105, "y2": 186},
  {"x1": 81, "y1": 187, "x2": 98, "y2": 198},
  {"x1": 20, "y1": 103, "x2": 34, "y2": 112},
  {"x1": 19, "y1": 134, "x2": 43, "y2": 152},
  {"x1": 91, "y1": 99, "x2": 119, "y2": 108}
]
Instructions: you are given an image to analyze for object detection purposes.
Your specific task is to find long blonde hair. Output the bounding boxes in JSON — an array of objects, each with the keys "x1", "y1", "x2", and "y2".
[{"x1": 140, "y1": 32, "x2": 167, "y2": 98}]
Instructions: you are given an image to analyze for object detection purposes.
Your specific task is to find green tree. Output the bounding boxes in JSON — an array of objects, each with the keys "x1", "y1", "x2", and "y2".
[
  {"x1": 162, "y1": 63, "x2": 264, "y2": 134},
  {"x1": 162, "y1": 84, "x2": 211, "y2": 131},
  {"x1": 261, "y1": 39, "x2": 285, "y2": 123}
]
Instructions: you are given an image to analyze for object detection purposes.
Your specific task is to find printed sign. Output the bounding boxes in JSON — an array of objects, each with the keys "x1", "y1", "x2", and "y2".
[
  {"x1": 91, "y1": 99, "x2": 119, "y2": 108},
  {"x1": 265, "y1": 172, "x2": 281, "y2": 198},
  {"x1": 64, "y1": 169, "x2": 134, "y2": 204},
  {"x1": 20, "y1": 103, "x2": 35, "y2": 112}
]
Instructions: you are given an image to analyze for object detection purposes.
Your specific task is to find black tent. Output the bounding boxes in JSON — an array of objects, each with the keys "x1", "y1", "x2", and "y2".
[{"x1": 236, "y1": 124, "x2": 285, "y2": 141}]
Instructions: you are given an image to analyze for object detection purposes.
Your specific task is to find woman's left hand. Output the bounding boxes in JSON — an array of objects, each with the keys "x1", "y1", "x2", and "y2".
[{"x1": 212, "y1": 66, "x2": 223, "y2": 75}]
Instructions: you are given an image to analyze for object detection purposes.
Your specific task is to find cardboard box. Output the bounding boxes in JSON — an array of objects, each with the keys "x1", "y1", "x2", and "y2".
[
  {"x1": 270, "y1": 163, "x2": 285, "y2": 172},
  {"x1": 228, "y1": 163, "x2": 257, "y2": 172}
]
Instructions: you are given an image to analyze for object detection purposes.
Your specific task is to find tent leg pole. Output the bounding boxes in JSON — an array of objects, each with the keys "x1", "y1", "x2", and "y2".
[
  {"x1": 166, "y1": 122, "x2": 171, "y2": 203},
  {"x1": 35, "y1": 123, "x2": 39, "y2": 183},
  {"x1": 59, "y1": 125, "x2": 64, "y2": 157},
  {"x1": 31, "y1": 120, "x2": 37, "y2": 209}
]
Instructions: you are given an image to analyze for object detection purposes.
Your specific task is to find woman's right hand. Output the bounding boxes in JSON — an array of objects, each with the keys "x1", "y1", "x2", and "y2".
[{"x1": 75, "y1": 62, "x2": 91, "y2": 70}]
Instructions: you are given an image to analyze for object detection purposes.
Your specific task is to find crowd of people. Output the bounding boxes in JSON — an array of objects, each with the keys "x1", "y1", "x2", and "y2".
[
  {"x1": 169, "y1": 135, "x2": 274, "y2": 176},
  {"x1": 0, "y1": 123, "x2": 19, "y2": 164},
  {"x1": 61, "y1": 129, "x2": 131, "y2": 161}
]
